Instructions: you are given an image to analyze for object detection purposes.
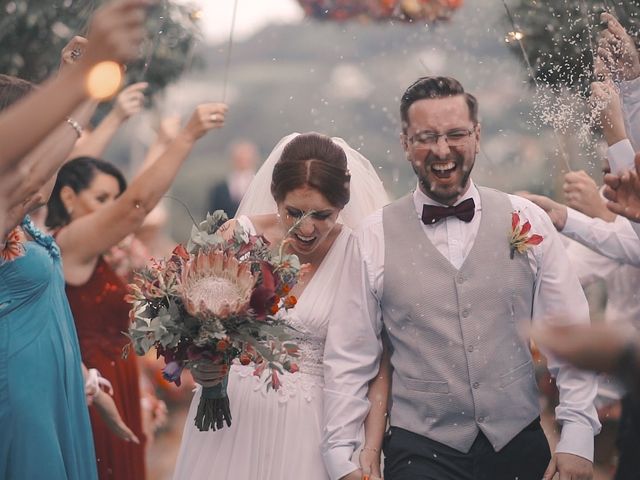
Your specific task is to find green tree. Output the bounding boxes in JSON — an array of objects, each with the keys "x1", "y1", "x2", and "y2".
[
  {"x1": 504, "y1": 0, "x2": 640, "y2": 92},
  {"x1": 0, "y1": 0, "x2": 203, "y2": 98}
]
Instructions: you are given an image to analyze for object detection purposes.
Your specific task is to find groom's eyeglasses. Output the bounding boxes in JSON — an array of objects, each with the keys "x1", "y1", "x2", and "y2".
[{"x1": 408, "y1": 127, "x2": 476, "y2": 147}]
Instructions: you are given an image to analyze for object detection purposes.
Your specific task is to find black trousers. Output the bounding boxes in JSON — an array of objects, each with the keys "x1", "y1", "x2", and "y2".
[
  {"x1": 383, "y1": 419, "x2": 551, "y2": 480},
  {"x1": 615, "y1": 394, "x2": 640, "y2": 480}
]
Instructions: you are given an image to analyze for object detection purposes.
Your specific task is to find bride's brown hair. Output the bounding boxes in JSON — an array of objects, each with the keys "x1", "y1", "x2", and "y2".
[{"x1": 270, "y1": 133, "x2": 351, "y2": 209}]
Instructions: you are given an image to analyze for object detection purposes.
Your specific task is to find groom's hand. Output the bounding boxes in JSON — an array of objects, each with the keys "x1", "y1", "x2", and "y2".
[{"x1": 544, "y1": 452, "x2": 593, "y2": 480}]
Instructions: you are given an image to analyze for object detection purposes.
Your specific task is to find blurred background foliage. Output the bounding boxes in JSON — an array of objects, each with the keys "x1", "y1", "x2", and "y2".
[
  {"x1": 504, "y1": 0, "x2": 640, "y2": 92},
  {"x1": 0, "y1": 0, "x2": 204, "y2": 119}
]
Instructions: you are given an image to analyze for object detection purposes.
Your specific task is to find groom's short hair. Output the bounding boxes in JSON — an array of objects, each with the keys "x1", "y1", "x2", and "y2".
[{"x1": 400, "y1": 76, "x2": 478, "y2": 132}]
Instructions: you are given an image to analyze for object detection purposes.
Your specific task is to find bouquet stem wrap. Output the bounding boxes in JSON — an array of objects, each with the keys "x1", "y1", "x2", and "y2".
[{"x1": 195, "y1": 376, "x2": 232, "y2": 431}]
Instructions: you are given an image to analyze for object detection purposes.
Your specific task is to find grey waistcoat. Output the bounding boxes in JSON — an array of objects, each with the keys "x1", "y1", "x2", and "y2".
[{"x1": 381, "y1": 187, "x2": 540, "y2": 453}]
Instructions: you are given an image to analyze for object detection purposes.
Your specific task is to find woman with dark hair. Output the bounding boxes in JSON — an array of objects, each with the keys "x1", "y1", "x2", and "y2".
[
  {"x1": 173, "y1": 132, "x2": 390, "y2": 480},
  {"x1": 46, "y1": 103, "x2": 228, "y2": 480},
  {"x1": 0, "y1": 69, "x2": 140, "y2": 479}
]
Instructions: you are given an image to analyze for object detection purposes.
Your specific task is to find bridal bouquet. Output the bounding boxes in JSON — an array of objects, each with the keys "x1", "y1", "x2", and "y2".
[{"x1": 124, "y1": 211, "x2": 302, "y2": 431}]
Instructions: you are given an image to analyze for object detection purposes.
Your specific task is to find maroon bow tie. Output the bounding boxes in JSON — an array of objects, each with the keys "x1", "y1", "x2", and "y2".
[{"x1": 421, "y1": 198, "x2": 476, "y2": 225}]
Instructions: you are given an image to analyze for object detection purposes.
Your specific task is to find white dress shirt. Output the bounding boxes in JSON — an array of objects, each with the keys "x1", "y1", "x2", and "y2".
[
  {"x1": 322, "y1": 181, "x2": 600, "y2": 479},
  {"x1": 619, "y1": 76, "x2": 640, "y2": 151}
]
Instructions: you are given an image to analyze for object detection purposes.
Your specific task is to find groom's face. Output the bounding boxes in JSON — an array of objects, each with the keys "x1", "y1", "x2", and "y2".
[{"x1": 402, "y1": 95, "x2": 480, "y2": 206}]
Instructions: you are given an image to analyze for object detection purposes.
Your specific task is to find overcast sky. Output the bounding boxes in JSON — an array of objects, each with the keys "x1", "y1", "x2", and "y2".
[{"x1": 181, "y1": 0, "x2": 305, "y2": 43}]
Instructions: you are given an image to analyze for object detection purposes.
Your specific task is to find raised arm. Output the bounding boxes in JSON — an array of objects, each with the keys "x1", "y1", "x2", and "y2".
[
  {"x1": 0, "y1": 0, "x2": 152, "y2": 172},
  {"x1": 598, "y1": 12, "x2": 640, "y2": 150},
  {"x1": 4, "y1": 101, "x2": 97, "y2": 218},
  {"x1": 68, "y1": 82, "x2": 148, "y2": 159},
  {"x1": 56, "y1": 103, "x2": 228, "y2": 274}
]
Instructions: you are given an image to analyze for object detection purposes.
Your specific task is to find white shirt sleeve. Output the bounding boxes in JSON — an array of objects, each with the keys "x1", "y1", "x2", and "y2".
[
  {"x1": 563, "y1": 237, "x2": 620, "y2": 286},
  {"x1": 322, "y1": 229, "x2": 384, "y2": 480},
  {"x1": 511, "y1": 197, "x2": 601, "y2": 461},
  {"x1": 620, "y1": 76, "x2": 640, "y2": 151},
  {"x1": 562, "y1": 207, "x2": 640, "y2": 266},
  {"x1": 607, "y1": 139, "x2": 636, "y2": 175}
]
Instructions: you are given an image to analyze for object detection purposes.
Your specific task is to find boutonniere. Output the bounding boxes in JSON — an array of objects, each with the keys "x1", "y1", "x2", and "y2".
[
  {"x1": 509, "y1": 211, "x2": 543, "y2": 259},
  {"x1": 1, "y1": 226, "x2": 26, "y2": 264}
]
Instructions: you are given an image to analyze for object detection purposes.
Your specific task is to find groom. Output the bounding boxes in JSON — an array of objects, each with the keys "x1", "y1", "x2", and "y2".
[{"x1": 321, "y1": 77, "x2": 601, "y2": 480}]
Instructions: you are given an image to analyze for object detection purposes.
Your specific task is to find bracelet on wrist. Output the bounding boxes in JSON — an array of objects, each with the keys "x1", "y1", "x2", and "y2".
[
  {"x1": 362, "y1": 446, "x2": 379, "y2": 453},
  {"x1": 66, "y1": 117, "x2": 83, "y2": 138}
]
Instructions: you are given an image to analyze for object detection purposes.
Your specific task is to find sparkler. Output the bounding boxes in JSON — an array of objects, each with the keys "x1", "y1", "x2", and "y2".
[
  {"x1": 140, "y1": 0, "x2": 169, "y2": 81},
  {"x1": 222, "y1": 0, "x2": 240, "y2": 102},
  {"x1": 502, "y1": 0, "x2": 573, "y2": 171}
]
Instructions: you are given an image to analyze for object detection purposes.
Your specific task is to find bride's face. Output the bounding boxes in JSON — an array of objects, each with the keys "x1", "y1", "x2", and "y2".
[{"x1": 277, "y1": 185, "x2": 341, "y2": 256}]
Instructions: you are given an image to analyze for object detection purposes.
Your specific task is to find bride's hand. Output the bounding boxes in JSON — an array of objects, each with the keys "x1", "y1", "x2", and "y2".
[
  {"x1": 359, "y1": 447, "x2": 383, "y2": 479},
  {"x1": 190, "y1": 360, "x2": 228, "y2": 387}
]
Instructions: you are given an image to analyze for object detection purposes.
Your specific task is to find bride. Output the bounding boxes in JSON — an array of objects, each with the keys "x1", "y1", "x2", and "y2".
[{"x1": 172, "y1": 132, "x2": 389, "y2": 480}]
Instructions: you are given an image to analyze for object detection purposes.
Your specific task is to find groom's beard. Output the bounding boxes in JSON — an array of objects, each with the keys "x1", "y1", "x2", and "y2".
[{"x1": 413, "y1": 150, "x2": 474, "y2": 205}]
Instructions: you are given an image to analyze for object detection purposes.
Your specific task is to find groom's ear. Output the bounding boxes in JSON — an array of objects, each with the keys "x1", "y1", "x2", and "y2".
[
  {"x1": 474, "y1": 123, "x2": 481, "y2": 154},
  {"x1": 400, "y1": 133, "x2": 409, "y2": 153}
]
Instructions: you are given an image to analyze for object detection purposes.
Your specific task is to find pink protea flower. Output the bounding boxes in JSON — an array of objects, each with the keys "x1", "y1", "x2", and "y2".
[{"x1": 180, "y1": 250, "x2": 255, "y2": 318}]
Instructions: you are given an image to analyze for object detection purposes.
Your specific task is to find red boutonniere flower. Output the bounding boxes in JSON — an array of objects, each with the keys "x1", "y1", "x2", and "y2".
[
  {"x1": 1, "y1": 227, "x2": 26, "y2": 264},
  {"x1": 509, "y1": 211, "x2": 543, "y2": 259}
]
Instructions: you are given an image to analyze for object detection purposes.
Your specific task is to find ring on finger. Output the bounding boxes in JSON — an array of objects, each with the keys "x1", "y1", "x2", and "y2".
[{"x1": 210, "y1": 113, "x2": 221, "y2": 122}]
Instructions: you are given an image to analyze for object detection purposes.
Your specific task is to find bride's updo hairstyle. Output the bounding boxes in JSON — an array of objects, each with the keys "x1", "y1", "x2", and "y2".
[{"x1": 270, "y1": 133, "x2": 351, "y2": 209}]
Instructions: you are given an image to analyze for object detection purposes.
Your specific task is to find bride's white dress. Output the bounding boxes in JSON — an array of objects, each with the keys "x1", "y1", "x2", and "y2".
[{"x1": 172, "y1": 215, "x2": 353, "y2": 480}]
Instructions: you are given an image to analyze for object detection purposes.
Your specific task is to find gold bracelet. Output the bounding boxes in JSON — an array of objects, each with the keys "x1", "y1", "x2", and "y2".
[{"x1": 362, "y1": 446, "x2": 379, "y2": 453}]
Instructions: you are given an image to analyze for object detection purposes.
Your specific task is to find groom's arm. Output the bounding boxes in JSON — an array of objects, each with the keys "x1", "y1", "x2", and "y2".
[
  {"x1": 322, "y1": 232, "x2": 384, "y2": 480},
  {"x1": 515, "y1": 197, "x2": 601, "y2": 462}
]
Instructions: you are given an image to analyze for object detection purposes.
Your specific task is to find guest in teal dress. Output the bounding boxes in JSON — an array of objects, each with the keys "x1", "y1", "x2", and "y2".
[{"x1": 0, "y1": 216, "x2": 98, "y2": 479}]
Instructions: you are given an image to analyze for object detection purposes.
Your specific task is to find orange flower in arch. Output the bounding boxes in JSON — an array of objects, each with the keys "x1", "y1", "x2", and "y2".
[{"x1": 1, "y1": 227, "x2": 25, "y2": 263}]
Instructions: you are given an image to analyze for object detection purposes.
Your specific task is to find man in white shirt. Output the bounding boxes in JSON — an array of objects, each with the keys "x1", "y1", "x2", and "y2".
[{"x1": 322, "y1": 76, "x2": 600, "y2": 480}]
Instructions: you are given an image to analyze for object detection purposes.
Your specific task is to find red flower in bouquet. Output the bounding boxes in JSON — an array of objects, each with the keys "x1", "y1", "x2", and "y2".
[
  {"x1": 250, "y1": 262, "x2": 278, "y2": 320},
  {"x1": 509, "y1": 211, "x2": 543, "y2": 259}
]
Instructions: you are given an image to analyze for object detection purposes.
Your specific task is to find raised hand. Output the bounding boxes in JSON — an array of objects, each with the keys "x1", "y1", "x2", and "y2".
[
  {"x1": 563, "y1": 170, "x2": 615, "y2": 221},
  {"x1": 597, "y1": 13, "x2": 640, "y2": 82},
  {"x1": 603, "y1": 152, "x2": 640, "y2": 222},
  {"x1": 113, "y1": 82, "x2": 148, "y2": 121},
  {"x1": 590, "y1": 80, "x2": 626, "y2": 145},
  {"x1": 516, "y1": 192, "x2": 568, "y2": 230},
  {"x1": 80, "y1": 0, "x2": 155, "y2": 68},
  {"x1": 59, "y1": 36, "x2": 88, "y2": 71},
  {"x1": 182, "y1": 102, "x2": 229, "y2": 143}
]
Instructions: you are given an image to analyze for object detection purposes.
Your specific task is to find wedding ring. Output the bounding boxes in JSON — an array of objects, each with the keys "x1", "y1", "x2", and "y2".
[{"x1": 210, "y1": 113, "x2": 220, "y2": 122}]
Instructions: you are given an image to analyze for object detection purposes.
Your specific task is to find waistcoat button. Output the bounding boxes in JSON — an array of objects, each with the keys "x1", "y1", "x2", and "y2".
[{"x1": 467, "y1": 345, "x2": 474, "y2": 353}]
